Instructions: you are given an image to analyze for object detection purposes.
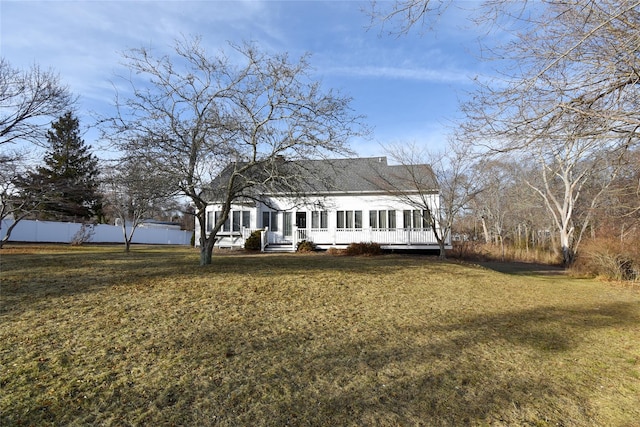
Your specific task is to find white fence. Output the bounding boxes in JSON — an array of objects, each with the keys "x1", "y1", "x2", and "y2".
[{"x1": 1, "y1": 219, "x2": 192, "y2": 245}]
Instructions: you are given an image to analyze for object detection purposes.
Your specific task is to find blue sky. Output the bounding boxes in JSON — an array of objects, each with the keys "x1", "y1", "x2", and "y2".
[{"x1": 1, "y1": 0, "x2": 491, "y2": 159}]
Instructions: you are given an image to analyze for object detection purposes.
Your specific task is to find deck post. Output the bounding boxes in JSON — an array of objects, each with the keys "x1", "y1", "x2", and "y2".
[
  {"x1": 261, "y1": 226, "x2": 269, "y2": 252},
  {"x1": 292, "y1": 225, "x2": 298, "y2": 251}
]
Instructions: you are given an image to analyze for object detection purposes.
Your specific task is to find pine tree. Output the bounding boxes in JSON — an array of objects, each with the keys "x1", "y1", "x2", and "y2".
[{"x1": 26, "y1": 112, "x2": 102, "y2": 221}]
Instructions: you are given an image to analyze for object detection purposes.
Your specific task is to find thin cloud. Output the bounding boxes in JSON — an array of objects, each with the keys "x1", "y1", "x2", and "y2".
[
  {"x1": 328, "y1": 65, "x2": 474, "y2": 84},
  {"x1": 1, "y1": 0, "x2": 489, "y2": 156}
]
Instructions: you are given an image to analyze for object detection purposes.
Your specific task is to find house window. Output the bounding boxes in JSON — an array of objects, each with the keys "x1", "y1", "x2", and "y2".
[
  {"x1": 414, "y1": 210, "x2": 431, "y2": 229},
  {"x1": 311, "y1": 211, "x2": 329, "y2": 228},
  {"x1": 388, "y1": 210, "x2": 396, "y2": 228},
  {"x1": 370, "y1": 210, "x2": 396, "y2": 229},
  {"x1": 216, "y1": 210, "x2": 251, "y2": 232},
  {"x1": 378, "y1": 210, "x2": 387, "y2": 229},
  {"x1": 243, "y1": 211, "x2": 251, "y2": 229},
  {"x1": 283, "y1": 212, "x2": 292, "y2": 237},
  {"x1": 337, "y1": 210, "x2": 362, "y2": 229},
  {"x1": 421, "y1": 210, "x2": 432, "y2": 228},
  {"x1": 206, "y1": 211, "x2": 214, "y2": 233},
  {"x1": 404, "y1": 209, "x2": 431, "y2": 229},
  {"x1": 263, "y1": 211, "x2": 279, "y2": 231},
  {"x1": 413, "y1": 210, "x2": 422, "y2": 229},
  {"x1": 232, "y1": 211, "x2": 241, "y2": 232},
  {"x1": 271, "y1": 212, "x2": 279, "y2": 231},
  {"x1": 215, "y1": 211, "x2": 231, "y2": 232},
  {"x1": 311, "y1": 211, "x2": 328, "y2": 229},
  {"x1": 369, "y1": 211, "x2": 377, "y2": 229}
]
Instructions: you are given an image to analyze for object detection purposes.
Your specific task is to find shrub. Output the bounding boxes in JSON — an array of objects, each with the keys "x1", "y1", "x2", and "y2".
[
  {"x1": 573, "y1": 237, "x2": 639, "y2": 281},
  {"x1": 296, "y1": 240, "x2": 316, "y2": 252},
  {"x1": 70, "y1": 223, "x2": 95, "y2": 246},
  {"x1": 244, "y1": 230, "x2": 263, "y2": 251},
  {"x1": 344, "y1": 242, "x2": 382, "y2": 256},
  {"x1": 326, "y1": 247, "x2": 344, "y2": 256},
  {"x1": 450, "y1": 241, "x2": 489, "y2": 261}
]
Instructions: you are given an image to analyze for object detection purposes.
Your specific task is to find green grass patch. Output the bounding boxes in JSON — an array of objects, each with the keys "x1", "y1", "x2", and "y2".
[{"x1": 1, "y1": 245, "x2": 639, "y2": 426}]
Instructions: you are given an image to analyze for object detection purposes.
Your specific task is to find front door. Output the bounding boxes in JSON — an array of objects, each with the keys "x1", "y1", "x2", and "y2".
[{"x1": 296, "y1": 211, "x2": 307, "y2": 229}]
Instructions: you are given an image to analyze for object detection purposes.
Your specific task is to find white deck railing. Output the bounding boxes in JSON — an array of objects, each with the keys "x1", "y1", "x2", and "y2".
[
  {"x1": 295, "y1": 227, "x2": 440, "y2": 246},
  {"x1": 216, "y1": 227, "x2": 444, "y2": 251}
]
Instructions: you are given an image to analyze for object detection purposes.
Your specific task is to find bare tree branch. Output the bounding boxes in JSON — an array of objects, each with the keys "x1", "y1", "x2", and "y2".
[
  {"x1": 102, "y1": 37, "x2": 365, "y2": 265},
  {"x1": 0, "y1": 58, "x2": 76, "y2": 146}
]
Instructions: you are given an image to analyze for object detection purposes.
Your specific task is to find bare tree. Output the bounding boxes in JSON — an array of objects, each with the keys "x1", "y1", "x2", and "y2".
[
  {"x1": 368, "y1": 0, "x2": 453, "y2": 35},
  {"x1": 435, "y1": 139, "x2": 485, "y2": 253},
  {"x1": 372, "y1": 0, "x2": 640, "y2": 146},
  {"x1": 0, "y1": 149, "x2": 60, "y2": 247},
  {"x1": 471, "y1": 159, "x2": 512, "y2": 248},
  {"x1": 0, "y1": 151, "x2": 30, "y2": 247},
  {"x1": 104, "y1": 37, "x2": 364, "y2": 265},
  {"x1": 598, "y1": 148, "x2": 640, "y2": 239},
  {"x1": 1, "y1": 59, "x2": 75, "y2": 245},
  {"x1": 1, "y1": 58, "x2": 75, "y2": 146},
  {"x1": 468, "y1": 156, "x2": 550, "y2": 260},
  {"x1": 102, "y1": 155, "x2": 176, "y2": 252},
  {"x1": 461, "y1": 2, "x2": 639, "y2": 265},
  {"x1": 372, "y1": 1, "x2": 640, "y2": 265},
  {"x1": 381, "y1": 140, "x2": 481, "y2": 259}
]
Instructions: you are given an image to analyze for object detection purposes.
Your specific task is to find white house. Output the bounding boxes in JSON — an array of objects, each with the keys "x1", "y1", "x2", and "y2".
[{"x1": 195, "y1": 157, "x2": 451, "y2": 252}]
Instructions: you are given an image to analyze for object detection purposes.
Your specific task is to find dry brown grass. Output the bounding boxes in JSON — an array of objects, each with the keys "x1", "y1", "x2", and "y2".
[
  {"x1": 1, "y1": 245, "x2": 639, "y2": 426},
  {"x1": 450, "y1": 241, "x2": 562, "y2": 266}
]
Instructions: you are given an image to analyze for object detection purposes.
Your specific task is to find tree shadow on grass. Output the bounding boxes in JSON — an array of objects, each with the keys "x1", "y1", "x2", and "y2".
[
  {"x1": 193, "y1": 301, "x2": 640, "y2": 426},
  {"x1": 478, "y1": 261, "x2": 566, "y2": 277},
  {"x1": 3, "y1": 291, "x2": 638, "y2": 426},
  {"x1": 304, "y1": 301, "x2": 637, "y2": 425}
]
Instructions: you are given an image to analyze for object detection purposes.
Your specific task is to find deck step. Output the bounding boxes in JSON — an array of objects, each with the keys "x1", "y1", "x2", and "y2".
[{"x1": 264, "y1": 244, "x2": 295, "y2": 253}]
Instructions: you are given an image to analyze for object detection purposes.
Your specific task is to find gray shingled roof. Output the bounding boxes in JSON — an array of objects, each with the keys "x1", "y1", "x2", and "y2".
[
  {"x1": 207, "y1": 156, "x2": 438, "y2": 200},
  {"x1": 274, "y1": 156, "x2": 437, "y2": 194}
]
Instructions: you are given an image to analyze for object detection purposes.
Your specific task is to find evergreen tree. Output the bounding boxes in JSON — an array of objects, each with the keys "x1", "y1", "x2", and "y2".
[{"x1": 26, "y1": 112, "x2": 102, "y2": 221}]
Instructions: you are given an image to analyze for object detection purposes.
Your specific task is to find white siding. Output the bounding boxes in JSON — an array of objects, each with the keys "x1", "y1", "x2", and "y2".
[{"x1": 197, "y1": 192, "x2": 446, "y2": 249}]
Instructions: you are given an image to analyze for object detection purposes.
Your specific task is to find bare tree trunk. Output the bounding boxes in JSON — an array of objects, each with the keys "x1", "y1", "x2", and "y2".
[
  {"x1": 550, "y1": 232, "x2": 560, "y2": 259},
  {"x1": 120, "y1": 221, "x2": 140, "y2": 253},
  {"x1": 481, "y1": 216, "x2": 491, "y2": 244},
  {"x1": 200, "y1": 245, "x2": 211, "y2": 266},
  {"x1": 200, "y1": 235, "x2": 216, "y2": 266},
  {"x1": 559, "y1": 227, "x2": 575, "y2": 266},
  {"x1": 430, "y1": 222, "x2": 447, "y2": 260},
  {"x1": 197, "y1": 209, "x2": 219, "y2": 266},
  {"x1": 0, "y1": 217, "x2": 24, "y2": 249}
]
